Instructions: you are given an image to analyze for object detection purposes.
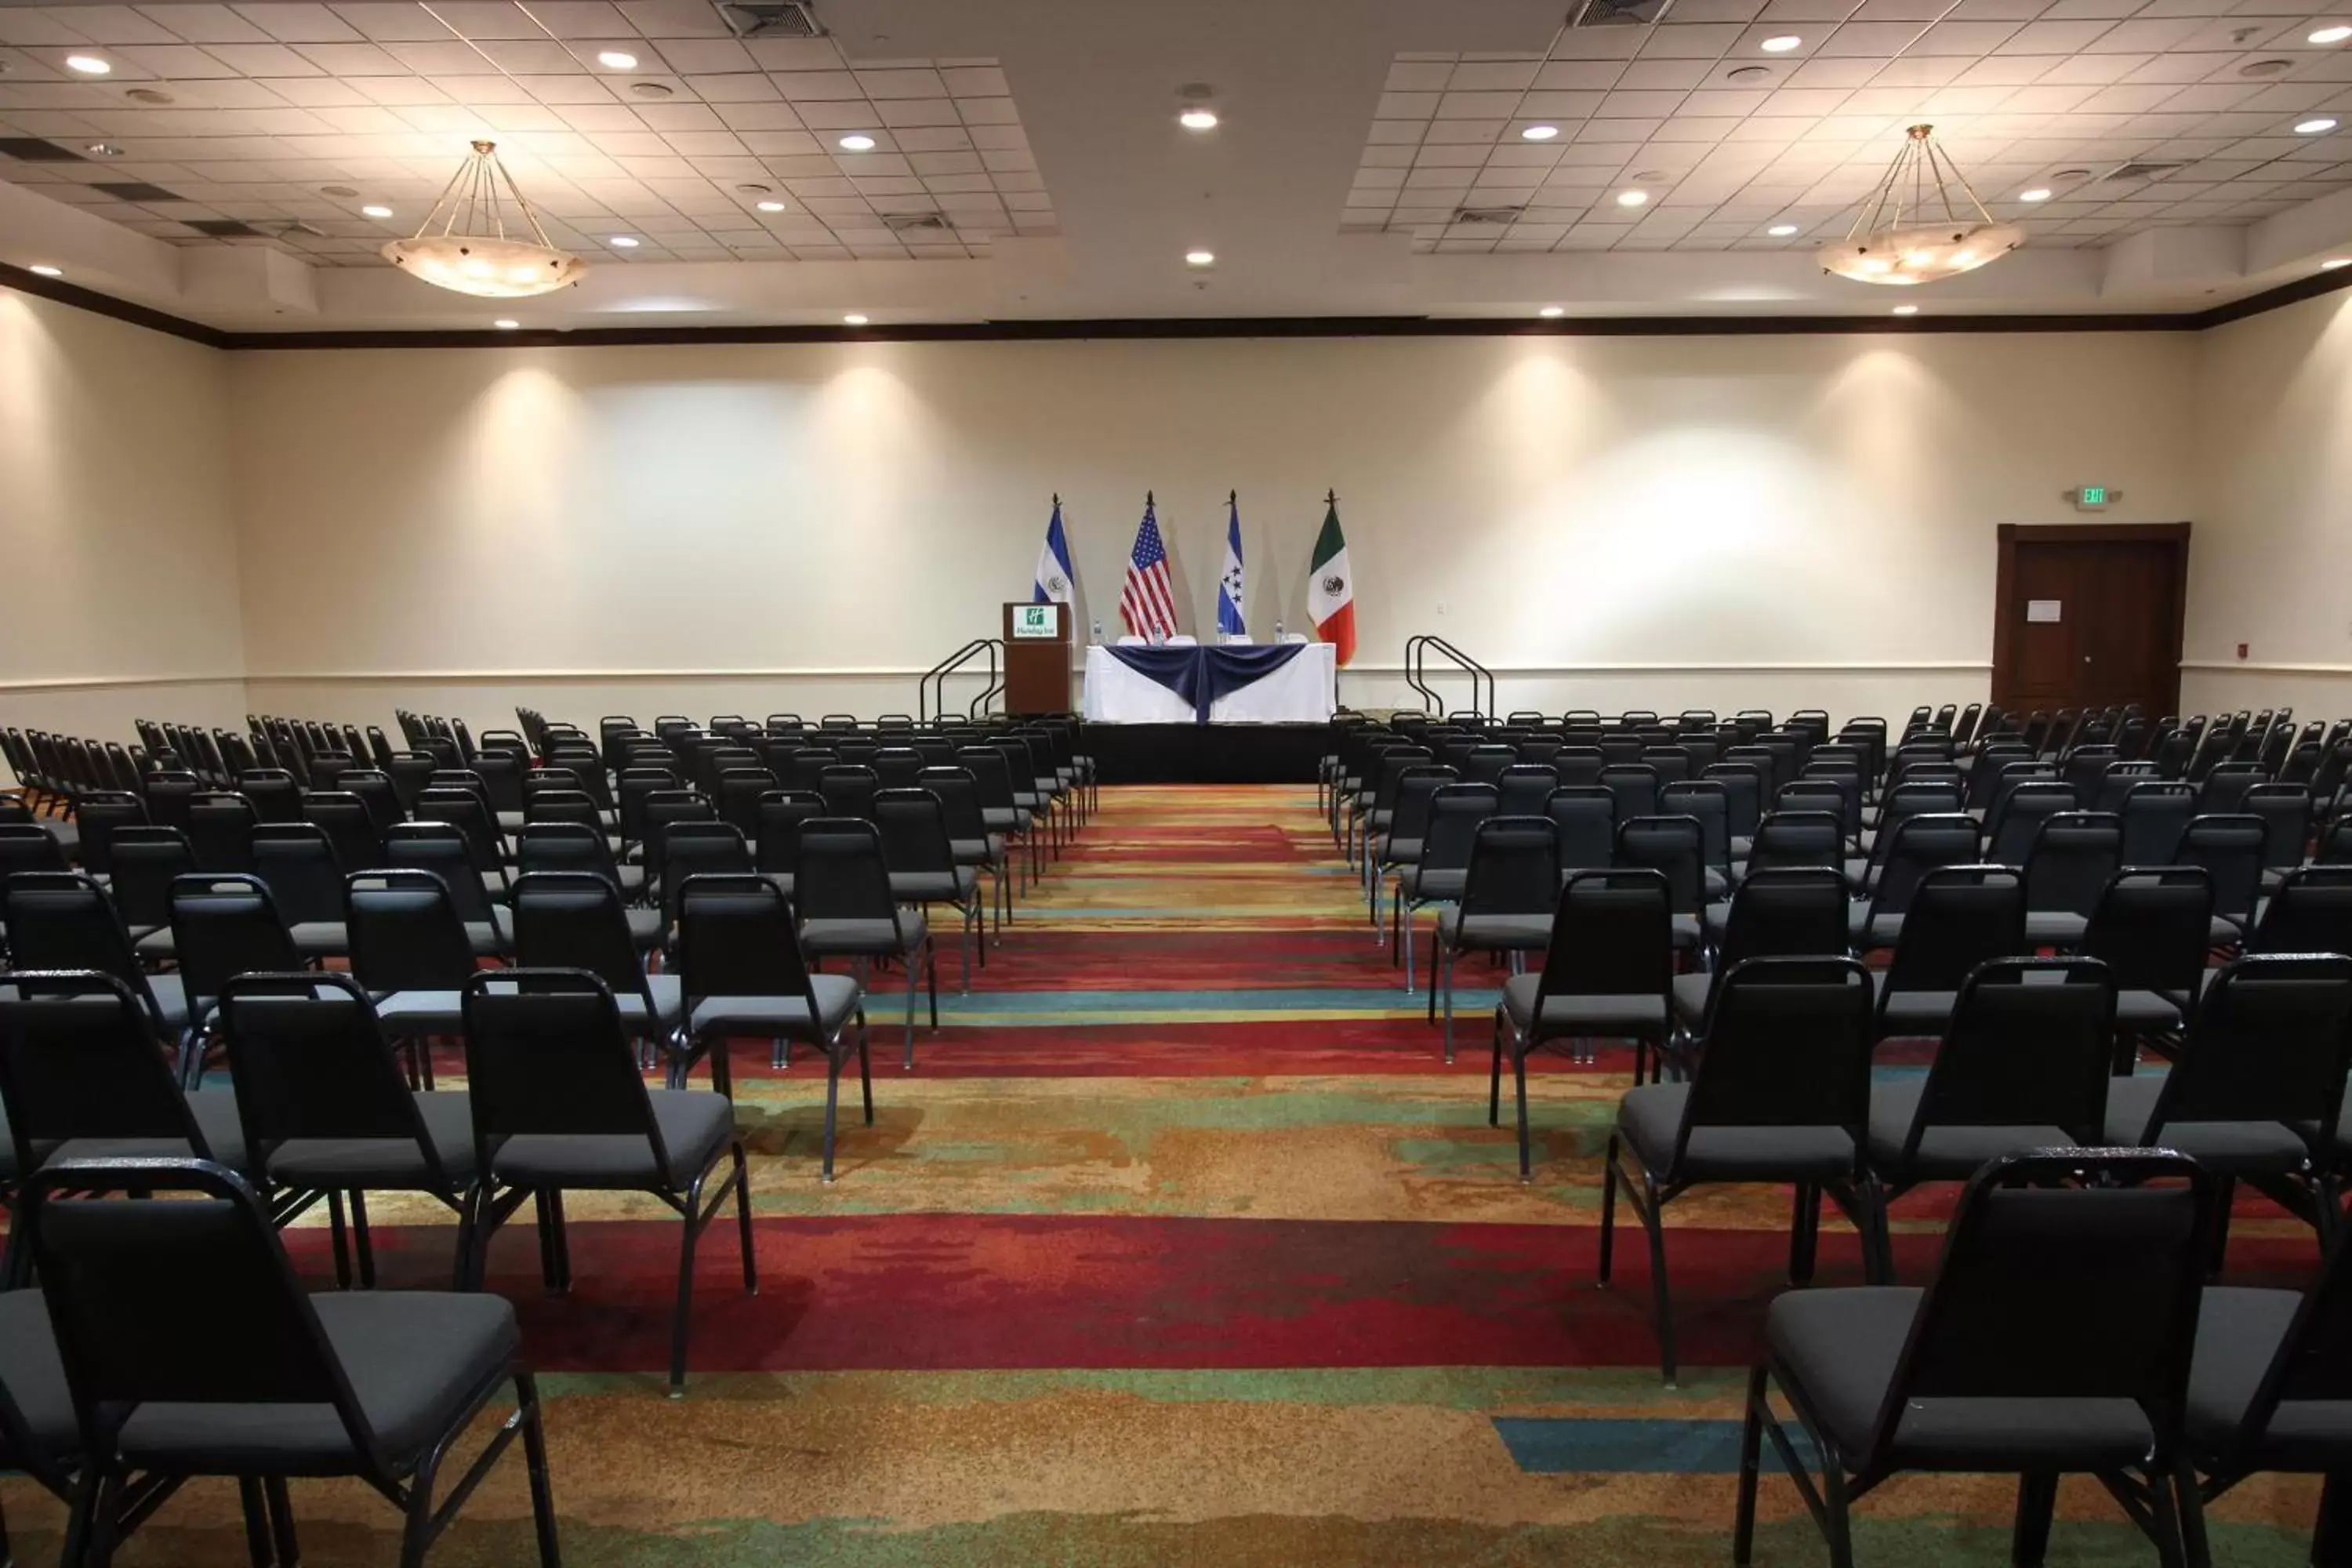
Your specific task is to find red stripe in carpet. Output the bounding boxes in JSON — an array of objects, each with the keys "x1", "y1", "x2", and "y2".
[{"x1": 298, "y1": 1214, "x2": 2322, "y2": 1375}]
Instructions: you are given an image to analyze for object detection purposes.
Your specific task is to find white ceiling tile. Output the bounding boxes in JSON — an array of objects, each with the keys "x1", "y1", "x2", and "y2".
[
  {"x1": 1437, "y1": 90, "x2": 1523, "y2": 117},
  {"x1": 1448, "y1": 60, "x2": 1540, "y2": 89},
  {"x1": 940, "y1": 64, "x2": 1008, "y2": 96},
  {"x1": 956, "y1": 96, "x2": 1018, "y2": 125},
  {"x1": 1385, "y1": 60, "x2": 1454, "y2": 91},
  {"x1": 231, "y1": 5, "x2": 365, "y2": 44}
]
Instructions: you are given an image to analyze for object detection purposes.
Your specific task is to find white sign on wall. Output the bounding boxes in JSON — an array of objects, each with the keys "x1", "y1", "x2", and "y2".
[{"x1": 2025, "y1": 600, "x2": 2063, "y2": 623}]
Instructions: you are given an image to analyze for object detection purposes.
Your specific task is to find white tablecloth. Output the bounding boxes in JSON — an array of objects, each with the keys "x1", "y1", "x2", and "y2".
[{"x1": 1082, "y1": 643, "x2": 1338, "y2": 724}]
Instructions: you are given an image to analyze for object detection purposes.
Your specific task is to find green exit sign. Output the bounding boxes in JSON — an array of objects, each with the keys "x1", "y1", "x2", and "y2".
[
  {"x1": 2079, "y1": 485, "x2": 2107, "y2": 506},
  {"x1": 2069, "y1": 485, "x2": 2118, "y2": 511}
]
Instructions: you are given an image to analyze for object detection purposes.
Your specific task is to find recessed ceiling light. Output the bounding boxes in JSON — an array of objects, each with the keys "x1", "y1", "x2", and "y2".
[
  {"x1": 608, "y1": 234, "x2": 639, "y2": 248},
  {"x1": 1185, "y1": 249, "x2": 1215, "y2": 266},
  {"x1": 361, "y1": 203, "x2": 394, "y2": 219},
  {"x1": 2019, "y1": 187, "x2": 2053, "y2": 202},
  {"x1": 838, "y1": 133, "x2": 877, "y2": 151},
  {"x1": 596, "y1": 49, "x2": 637, "y2": 69},
  {"x1": 125, "y1": 86, "x2": 172, "y2": 103},
  {"x1": 1538, "y1": 305, "x2": 1565, "y2": 318},
  {"x1": 2296, "y1": 116, "x2": 2339, "y2": 133},
  {"x1": 1521, "y1": 123, "x2": 1559, "y2": 140},
  {"x1": 2310, "y1": 24, "x2": 2352, "y2": 42},
  {"x1": 757, "y1": 200, "x2": 786, "y2": 212},
  {"x1": 627, "y1": 80, "x2": 673, "y2": 99},
  {"x1": 493, "y1": 318, "x2": 520, "y2": 329},
  {"x1": 64, "y1": 54, "x2": 111, "y2": 74},
  {"x1": 1767, "y1": 223, "x2": 1798, "y2": 236},
  {"x1": 1178, "y1": 107, "x2": 1218, "y2": 130},
  {"x1": 1616, "y1": 189, "x2": 1649, "y2": 207},
  {"x1": 2325, "y1": 257, "x2": 2352, "y2": 270},
  {"x1": 321, "y1": 183, "x2": 358, "y2": 198},
  {"x1": 28, "y1": 264, "x2": 62, "y2": 278},
  {"x1": 1891, "y1": 303, "x2": 1918, "y2": 315},
  {"x1": 843, "y1": 313, "x2": 868, "y2": 325},
  {"x1": 1760, "y1": 34, "x2": 1802, "y2": 50},
  {"x1": 2241, "y1": 57, "x2": 2296, "y2": 76}
]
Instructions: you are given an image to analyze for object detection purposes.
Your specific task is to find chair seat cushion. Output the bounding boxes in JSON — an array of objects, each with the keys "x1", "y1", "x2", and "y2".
[
  {"x1": 1766, "y1": 1287, "x2": 2156, "y2": 1468},
  {"x1": 462, "y1": 907, "x2": 516, "y2": 956},
  {"x1": 2023, "y1": 910, "x2": 2089, "y2": 946},
  {"x1": 2186, "y1": 1286, "x2": 2352, "y2": 1470},
  {"x1": 1877, "y1": 989, "x2": 1958, "y2": 1038},
  {"x1": 690, "y1": 974, "x2": 862, "y2": 1041},
  {"x1": 490, "y1": 1089, "x2": 735, "y2": 1188},
  {"x1": 1847, "y1": 903, "x2": 1903, "y2": 949},
  {"x1": 802, "y1": 911, "x2": 927, "y2": 956},
  {"x1": 1399, "y1": 866, "x2": 1465, "y2": 902},
  {"x1": 1501, "y1": 974, "x2": 1667, "y2": 1039},
  {"x1": 1669, "y1": 971, "x2": 1715, "y2": 1027},
  {"x1": 980, "y1": 808, "x2": 1024, "y2": 833},
  {"x1": 1671, "y1": 912, "x2": 1702, "y2": 951},
  {"x1": 0, "y1": 1290, "x2": 79, "y2": 1467},
  {"x1": 611, "y1": 972, "x2": 684, "y2": 1034},
  {"x1": 949, "y1": 837, "x2": 1004, "y2": 867},
  {"x1": 288, "y1": 921, "x2": 350, "y2": 959},
  {"x1": 41, "y1": 1087, "x2": 247, "y2": 1172},
  {"x1": 145, "y1": 973, "x2": 190, "y2": 1032},
  {"x1": 1381, "y1": 837, "x2": 1424, "y2": 868},
  {"x1": 112, "y1": 1290, "x2": 519, "y2": 1476},
  {"x1": 132, "y1": 927, "x2": 177, "y2": 960},
  {"x1": 373, "y1": 989, "x2": 464, "y2": 1035},
  {"x1": 267, "y1": 1091, "x2": 477, "y2": 1189},
  {"x1": 1438, "y1": 909, "x2": 1552, "y2": 952},
  {"x1": 2114, "y1": 989, "x2": 2189, "y2": 1032},
  {"x1": 889, "y1": 868, "x2": 978, "y2": 904},
  {"x1": 2102, "y1": 1074, "x2": 2312, "y2": 1171},
  {"x1": 1865, "y1": 1080, "x2": 2076, "y2": 1180},
  {"x1": 1617, "y1": 1083, "x2": 1857, "y2": 1181}
]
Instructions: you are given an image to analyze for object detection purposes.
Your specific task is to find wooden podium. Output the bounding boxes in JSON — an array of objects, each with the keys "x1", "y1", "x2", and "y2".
[{"x1": 1002, "y1": 601, "x2": 1073, "y2": 714}]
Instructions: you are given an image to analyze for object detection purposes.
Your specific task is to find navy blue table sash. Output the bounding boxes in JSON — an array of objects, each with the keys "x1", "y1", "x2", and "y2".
[{"x1": 1102, "y1": 643, "x2": 1307, "y2": 723}]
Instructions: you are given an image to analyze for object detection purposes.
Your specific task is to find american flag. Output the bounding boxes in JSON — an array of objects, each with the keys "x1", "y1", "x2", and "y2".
[{"x1": 1119, "y1": 497, "x2": 1180, "y2": 640}]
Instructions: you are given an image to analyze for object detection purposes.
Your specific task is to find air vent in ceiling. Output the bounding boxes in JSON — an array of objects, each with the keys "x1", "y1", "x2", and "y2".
[
  {"x1": 91, "y1": 180, "x2": 180, "y2": 203},
  {"x1": 186, "y1": 219, "x2": 264, "y2": 238},
  {"x1": 882, "y1": 211, "x2": 953, "y2": 233},
  {"x1": 1452, "y1": 205, "x2": 1526, "y2": 226},
  {"x1": 713, "y1": 0, "x2": 822, "y2": 38},
  {"x1": 1573, "y1": 0, "x2": 1675, "y2": 27},
  {"x1": 2103, "y1": 161, "x2": 2183, "y2": 183},
  {"x1": 0, "y1": 136, "x2": 85, "y2": 163}
]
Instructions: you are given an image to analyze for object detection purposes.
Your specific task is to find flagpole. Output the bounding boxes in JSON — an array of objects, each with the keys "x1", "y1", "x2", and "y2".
[{"x1": 1326, "y1": 488, "x2": 1337, "y2": 506}]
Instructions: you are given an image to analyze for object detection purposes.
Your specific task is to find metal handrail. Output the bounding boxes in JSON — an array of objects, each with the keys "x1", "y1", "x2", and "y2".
[
  {"x1": 919, "y1": 639, "x2": 1003, "y2": 724},
  {"x1": 1403, "y1": 634, "x2": 1494, "y2": 718}
]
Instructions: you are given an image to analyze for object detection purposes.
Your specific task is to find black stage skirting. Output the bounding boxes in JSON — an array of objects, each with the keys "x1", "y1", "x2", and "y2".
[{"x1": 1085, "y1": 723, "x2": 1331, "y2": 785}]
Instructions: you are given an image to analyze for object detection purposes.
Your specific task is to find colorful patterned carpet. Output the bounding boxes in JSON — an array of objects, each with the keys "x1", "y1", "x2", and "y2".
[{"x1": 7, "y1": 785, "x2": 2332, "y2": 1564}]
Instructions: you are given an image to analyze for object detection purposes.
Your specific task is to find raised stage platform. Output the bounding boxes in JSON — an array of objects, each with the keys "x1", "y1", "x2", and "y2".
[{"x1": 1085, "y1": 723, "x2": 1331, "y2": 785}]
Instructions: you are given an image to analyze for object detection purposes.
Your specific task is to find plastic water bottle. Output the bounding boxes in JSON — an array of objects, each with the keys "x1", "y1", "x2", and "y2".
[{"x1": 1275, "y1": 619, "x2": 1285, "y2": 641}]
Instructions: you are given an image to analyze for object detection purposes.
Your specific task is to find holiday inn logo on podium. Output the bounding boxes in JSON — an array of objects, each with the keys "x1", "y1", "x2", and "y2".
[{"x1": 1013, "y1": 604, "x2": 1061, "y2": 638}]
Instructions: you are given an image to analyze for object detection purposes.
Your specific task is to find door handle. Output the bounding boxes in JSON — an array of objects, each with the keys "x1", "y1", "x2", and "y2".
[{"x1": 2082, "y1": 656, "x2": 2092, "y2": 663}]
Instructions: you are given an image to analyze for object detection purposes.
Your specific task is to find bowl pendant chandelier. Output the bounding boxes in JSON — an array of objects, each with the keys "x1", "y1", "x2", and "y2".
[
  {"x1": 381, "y1": 140, "x2": 586, "y2": 299},
  {"x1": 1818, "y1": 124, "x2": 2024, "y2": 286}
]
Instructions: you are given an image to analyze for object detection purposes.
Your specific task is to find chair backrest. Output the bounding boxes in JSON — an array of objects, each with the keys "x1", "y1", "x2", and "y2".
[
  {"x1": 2080, "y1": 867, "x2": 2215, "y2": 994},
  {"x1": 2182, "y1": 813, "x2": 2265, "y2": 923},
  {"x1": 1715, "y1": 867, "x2": 1850, "y2": 969},
  {"x1": 659, "y1": 821, "x2": 753, "y2": 927},
  {"x1": 169, "y1": 873, "x2": 303, "y2": 1011},
  {"x1": 2198, "y1": 760, "x2": 2270, "y2": 814},
  {"x1": 1894, "y1": 958, "x2": 2116, "y2": 1160},
  {"x1": 1882, "y1": 864, "x2": 2027, "y2": 997},
  {"x1": 1415, "y1": 783, "x2": 1497, "y2": 880},
  {"x1": 1542, "y1": 786, "x2": 1614, "y2": 873},
  {"x1": 508, "y1": 872, "x2": 651, "y2": 1000},
  {"x1": 754, "y1": 789, "x2": 829, "y2": 872},
  {"x1": 346, "y1": 869, "x2": 480, "y2": 993},
  {"x1": 2022, "y1": 810, "x2": 2123, "y2": 916},
  {"x1": 1867, "y1": 814, "x2": 1983, "y2": 916},
  {"x1": 1701, "y1": 764, "x2": 1762, "y2": 840},
  {"x1": 461, "y1": 968, "x2": 670, "y2": 1156},
  {"x1": 795, "y1": 816, "x2": 899, "y2": 923},
  {"x1": 1862, "y1": 1150, "x2": 2210, "y2": 1471},
  {"x1": 818, "y1": 764, "x2": 880, "y2": 821},
  {"x1": 1746, "y1": 810, "x2": 1842, "y2": 873},
  {"x1": 185, "y1": 789, "x2": 257, "y2": 873},
  {"x1": 0, "y1": 822, "x2": 70, "y2": 881},
  {"x1": 103, "y1": 826, "x2": 192, "y2": 933},
  {"x1": 2221, "y1": 1217, "x2": 2352, "y2": 1468},
  {"x1": 1533, "y1": 867, "x2": 1674, "y2": 1003},
  {"x1": 2135, "y1": 954, "x2": 2352, "y2": 1134},
  {"x1": 1673, "y1": 958, "x2": 1875, "y2": 1162},
  {"x1": 2241, "y1": 782, "x2": 2313, "y2": 871},
  {"x1": 1494, "y1": 764, "x2": 1558, "y2": 818},
  {"x1": 1660, "y1": 780, "x2": 1730, "y2": 877},
  {"x1": 1987, "y1": 781, "x2": 2078, "y2": 866},
  {"x1": 1596, "y1": 764, "x2": 1658, "y2": 823},
  {"x1": 249, "y1": 822, "x2": 347, "y2": 927},
  {"x1": 302, "y1": 790, "x2": 385, "y2": 873},
  {"x1": 238, "y1": 768, "x2": 304, "y2": 824},
  {"x1": 218, "y1": 971, "x2": 452, "y2": 1187},
  {"x1": 2120, "y1": 780, "x2": 2198, "y2": 866},
  {"x1": 2251, "y1": 866, "x2": 2352, "y2": 956},
  {"x1": 677, "y1": 873, "x2": 818, "y2": 1009},
  {"x1": 1780, "y1": 775, "x2": 1858, "y2": 843},
  {"x1": 1616, "y1": 814, "x2": 1705, "y2": 913},
  {"x1": 22, "y1": 1157, "x2": 396, "y2": 1480},
  {"x1": 70, "y1": 793, "x2": 147, "y2": 879},
  {"x1": 1382, "y1": 766, "x2": 1457, "y2": 855},
  {"x1": 873, "y1": 786, "x2": 959, "y2": 878},
  {"x1": 1458, "y1": 815, "x2": 1559, "y2": 919},
  {"x1": 0, "y1": 970, "x2": 212, "y2": 1167},
  {"x1": 382, "y1": 822, "x2": 495, "y2": 924}
]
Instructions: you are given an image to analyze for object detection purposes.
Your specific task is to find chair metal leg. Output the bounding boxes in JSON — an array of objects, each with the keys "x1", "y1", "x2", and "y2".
[
  {"x1": 926, "y1": 938, "x2": 939, "y2": 1029},
  {"x1": 1488, "y1": 1015, "x2": 1506, "y2": 1127},
  {"x1": 902, "y1": 943, "x2": 920, "y2": 1070},
  {"x1": 264, "y1": 1475, "x2": 299, "y2": 1567},
  {"x1": 731, "y1": 1142, "x2": 757, "y2": 1294},
  {"x1": 822, "y1": 1050, "x2": 842, "y2": 1183},
  {"x1": 397, "y1": 1443, "x2": 440, "y2": 1568},
  {"x1": 858, "y1": 1013, "x2": 873, "y2": 1124},
  {"x1": 517, "y1": 1371, "x2": 564, "y2": 1567},
  {"x1": 1789, "y1": 1181, "x2": 1821, "y2": 1287},
  {"x1": 1513, "y1": 1044, "x2": 1532, "y2": 1181},
  {"x1": 352, "y1": 1188, "x2": 376, "y2": 1289},
  {"x1": 1640, "y1": 1174, "x2": 1678, "y2": 1385},
  {"x1": 2013, "y1": 1471, "x2": 2058, "y2": 1566},
  {"x1": 1821, "y1": 1448, "x2": 1857, "y2": 1568},
  {"x1": 328, "y1": 1188, "x2": 353, "y2": 1290},
  {"x1": 1598, "y1": 1134, "x2": 1621, "y2": 1282},
  {"x1": 2173, "y1": 1458, "x2": 2212, "y2": 1568},
  {"x1": 668, "y1": 1177, "x2": 702, "y2": 1397},
  {"x1": 1441, "y1": 949, "x2": 1457, "y2": 1064},
  {"x1": 239, "y1": 1476, "x2": 272, "y2": 1568},
  {"x1": 1733, "y1": 1363, "x2": 1768, "y2": 1566}
]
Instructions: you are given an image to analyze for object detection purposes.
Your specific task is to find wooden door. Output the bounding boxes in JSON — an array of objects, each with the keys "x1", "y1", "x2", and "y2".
[{"x1": 1992, "y1": 524, "x2": 2189, "y2": 719}]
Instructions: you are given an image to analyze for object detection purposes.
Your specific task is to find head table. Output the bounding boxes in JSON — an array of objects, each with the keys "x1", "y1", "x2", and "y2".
[{"x1": 1081, "y1": 641, "x2": 1338, "y2": 724}]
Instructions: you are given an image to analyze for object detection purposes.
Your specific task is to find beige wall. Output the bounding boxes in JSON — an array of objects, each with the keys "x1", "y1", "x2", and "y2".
[
  {"x1": 228, "y1": 330, "x2": 2200, "y2": 733},
  {"x1": 2182, "y1": 288, "x2": 2352, "y2": 719},
  {"x1": 0, "y1": 289, "x2": 246, "y2": 782}
]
